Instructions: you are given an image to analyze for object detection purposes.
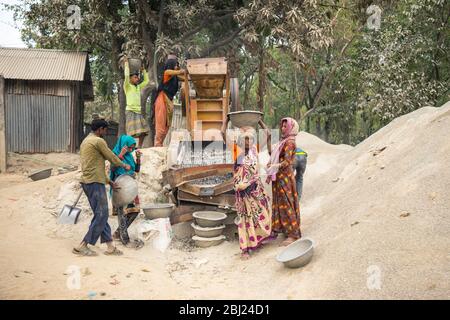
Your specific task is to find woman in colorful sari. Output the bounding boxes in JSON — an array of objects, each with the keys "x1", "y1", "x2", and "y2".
[
  {"x1": 266, "y1": 117, "x2": 301, "y2": 246},
  {"x1": 109, "y1": 135, "x2": 144, "y2": 249},
  {"x1": 153, "y1": 55, "x2": 186, "y2": 147},
  {"x1": 234, "y1": 128, "x2": 272, "y2": 259}
]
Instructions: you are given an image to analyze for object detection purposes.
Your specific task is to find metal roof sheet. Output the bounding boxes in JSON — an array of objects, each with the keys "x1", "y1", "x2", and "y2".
[{"x1": 0, "y1": 47, "x2": 89, "y2": 81}]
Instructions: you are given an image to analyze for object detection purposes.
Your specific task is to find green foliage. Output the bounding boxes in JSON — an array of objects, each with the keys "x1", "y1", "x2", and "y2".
[
  {"x1": 5, "y1": 0, "x2": 449, "y2": 145},
  {"x1": 238, "y1": 0, "x2": 449, "y2": 145}
]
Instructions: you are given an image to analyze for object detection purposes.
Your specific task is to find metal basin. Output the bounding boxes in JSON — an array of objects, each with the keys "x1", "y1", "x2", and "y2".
[
  {"x1": 29, "y1": 168, "x2": 52, "y2": 181},
  {"x1": 192, "y1": 235, "x2": 226, "y2": 248},
  {"x1": 276, "y1": 238, "x2": 314, "y2": 269},
  {"x1": 142, "y1": 203, "x2": 174, "y2": 219},
  {"x1": 128, "y1": 58, "x2": 142, "y2": 73},
  {"x1": 192, "y1": 211, "x2": 227, "y2": 228},
  {"x1": 112, "y1": 174, "x2": 138, "y2": 207},
  {"x1": 191, "y1": 223, "x2": 225, "y2": 238},
  {"x1": 228, "y1": 111, "x2": 263, "y2": 129}
]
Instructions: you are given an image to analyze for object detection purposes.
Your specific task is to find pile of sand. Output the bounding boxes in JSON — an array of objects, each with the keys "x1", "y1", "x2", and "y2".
[
  {"x1": 137, "y1": 147, "x2": 168, "y2": 205},
  {"x1": 0, "y1": 102, "x2": 449, "y2": 299},
  {"x1": 295, "y1": 103, "x2": 450, "y2": 299}
]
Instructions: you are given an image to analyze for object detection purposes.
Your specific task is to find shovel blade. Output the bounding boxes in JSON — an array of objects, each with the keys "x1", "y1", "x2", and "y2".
[{"x1": 58, "y1": 205, "x2": 82, "y2": 224}]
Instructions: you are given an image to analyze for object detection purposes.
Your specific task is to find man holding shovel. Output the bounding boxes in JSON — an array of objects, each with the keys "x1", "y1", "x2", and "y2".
[{"x1": 73, "y1": 119, "x2": 131, "y2": 257}]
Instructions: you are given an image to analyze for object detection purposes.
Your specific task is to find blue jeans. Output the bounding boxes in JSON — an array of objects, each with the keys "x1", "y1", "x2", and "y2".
[
  {"x1": 81, "y1": 183, "x2": 112, "y2": 245},
  {"x1": 293, "y1": 155, "x2": 307, "y2": 200}
]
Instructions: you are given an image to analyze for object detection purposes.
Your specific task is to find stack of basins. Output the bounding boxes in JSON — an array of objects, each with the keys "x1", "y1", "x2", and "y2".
[{"x1": 191, "y1": 211, "x2": 227, "y2": 247}]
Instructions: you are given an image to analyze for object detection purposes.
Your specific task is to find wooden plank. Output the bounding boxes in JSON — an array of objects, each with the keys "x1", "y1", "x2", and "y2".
[
  {"x1": 186, "y1": 58, "x2": 227, "y2": 75},
  {"x1": 178, "y1": 190, "x2": 235, "y2": 208},
  {"x1": 165, "y1": 167, "x2": 220, "y2": 187},
  {"x1": 224, "y1": 72, "x2": 230, "y2": 124},
  {"x1": 197, "y1": 112, "x2": 223, "y2": 121},
  {"x1": 170, "y1": 202, "x2": 218, "y2": 224},
  {"x1": 178, "y1": 183, "x2": 202, "y2": 196},
  {"x1": 171, "y1": 212, "x2": 194, "y2": 224},
  {"x1": 165, "y1": 164, "x2": 234, "y2": 186},
  {"x1": 190, "y1": 99, "x2": 197, "y2": 139},
  {"x1": 179, "y1": 177, "x2": 234, "y2": 197},
  {"x1": 195, "y1": 98, "x2": 224, "y2": 102},
  {"x1": 196, "y1": 99, "x2": 223, "y2": 111},
  {"x1": 0, "y1": 75, "x2": 6, "y2": 173},
  {"x1": 191, "y1": 78, "x2": 225, "y2": 99},
  {"x1": 213, "y1": 179, "x2": 234, "y2": 195},
  {"x1": 184, "y1": 76, "x2": 191, "y2": 132}
]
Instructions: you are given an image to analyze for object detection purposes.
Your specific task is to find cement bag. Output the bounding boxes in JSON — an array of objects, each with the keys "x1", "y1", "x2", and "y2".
[{"x1": 137, "y1": 218, "x2": 173, "y2": 252}]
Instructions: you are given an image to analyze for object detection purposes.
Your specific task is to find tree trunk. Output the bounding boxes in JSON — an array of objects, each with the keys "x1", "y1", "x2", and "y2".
[
  {"x1": 315, "y1": 117, "x2": 321, "y2": 138},
  {"x1": 257, "y1": 37, "x2": 266, "y2": 112},
  {"x1": 136, "y1": 0, "x2": 163, "y2": 147},
  {"x1": 118, "y1": 80, "x2": 126, "y2": 135},
  {"x1": 108, "y1": 0, "x2": 125, "y2": 134},
  {"x1": 110, "y1": 99, "x2": 114, "y2": 121},
  {"x1": 243, "y1": 77, "x2": 252, "y2": 110},
  {"x1": 324, "y1": 118, "x2": 331, "y2": 142}
]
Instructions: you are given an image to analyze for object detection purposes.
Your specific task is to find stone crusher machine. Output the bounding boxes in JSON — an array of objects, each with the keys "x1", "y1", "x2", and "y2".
[{"x1": 163, "y1": 57, "x2": 237, "y2": 225}]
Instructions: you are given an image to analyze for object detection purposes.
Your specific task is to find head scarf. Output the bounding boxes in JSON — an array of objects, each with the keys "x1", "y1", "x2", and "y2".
[
  {"x1": 266, "y1": 117, "x2": 299, "y2": 181},
  {"x1": 157, "y1": 58, "x2": 179, "y2": 100},
  {"x1": 109, "y1": 135, "x2": 137, "y2": 181}
]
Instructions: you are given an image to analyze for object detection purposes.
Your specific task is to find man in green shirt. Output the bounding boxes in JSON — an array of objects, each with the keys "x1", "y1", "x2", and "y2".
[
  {"x1": 73, "y1": 119, "x2": 131, "y2": 257},
  {"x1": 124, "y1": 57, "x2": 150, "y2": 148}
]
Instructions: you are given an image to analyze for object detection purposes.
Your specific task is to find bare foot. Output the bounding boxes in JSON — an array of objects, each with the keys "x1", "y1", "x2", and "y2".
[
  {"x1": 240, "y1": 252, "x2": 250, "y2": 260},
  {"x1": 280, "y1": 237, "x2": 296, "y2": 247}
]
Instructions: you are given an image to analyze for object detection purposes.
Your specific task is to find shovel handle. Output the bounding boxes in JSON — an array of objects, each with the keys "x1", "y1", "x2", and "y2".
[{"x1": 73, "y1": 189, "x2": 84, "y2": 207}]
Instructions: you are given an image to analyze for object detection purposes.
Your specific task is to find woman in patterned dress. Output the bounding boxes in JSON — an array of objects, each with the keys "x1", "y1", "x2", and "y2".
[
  {"x1": 233, "y1": 128, "x2": 272, "y2": 259},
  {"x1": 266, "y1": 117, "x2": 301, "y2": 246}
]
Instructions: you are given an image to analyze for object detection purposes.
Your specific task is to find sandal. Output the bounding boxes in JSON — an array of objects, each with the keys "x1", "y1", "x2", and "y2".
[
  {"x1": 125, "y1": 239, "x2": 144, "y2": 249},
  {"x1": 104, "y1": 247, "x2": 123, "y2": 256},
  {"x1": 72, "y1": 247, "x2": 98, "y2": 257}
]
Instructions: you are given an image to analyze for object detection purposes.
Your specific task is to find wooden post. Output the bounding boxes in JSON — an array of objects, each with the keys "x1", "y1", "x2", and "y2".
[
  {"x1": 0, "y1": 75, "x2": 6, "y2": 173},
  {"x1": 184, "y1": 75, "x2": 190, "y2": 133}
]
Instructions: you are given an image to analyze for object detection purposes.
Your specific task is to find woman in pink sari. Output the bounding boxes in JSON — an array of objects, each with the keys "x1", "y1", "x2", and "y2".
[
  {"x1": 233, "y1": 128, "x2": 272, "y2": 259},
  {"x1": 266, "y1": 117, "x2": 301, "y2": 246}
]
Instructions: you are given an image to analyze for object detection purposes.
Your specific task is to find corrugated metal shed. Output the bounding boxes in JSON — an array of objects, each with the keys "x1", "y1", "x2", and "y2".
[
  {"x1": 6, "y1": 94, "x2": 70, "y2": 153},
  {"x1": 0, "y1": 47, "x2": 88, "y2": 81},
  {"x1": 0, "y1": 48, "x2": 93, "y2": 154}
]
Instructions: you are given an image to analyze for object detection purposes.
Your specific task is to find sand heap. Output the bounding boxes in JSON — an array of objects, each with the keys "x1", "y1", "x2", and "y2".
[
  {"x1": 136, "y1": 147, "x2": 168, "y2": 205},
  {"x1": 296, "y1": 102, "x2": 450, "y2": 299}
]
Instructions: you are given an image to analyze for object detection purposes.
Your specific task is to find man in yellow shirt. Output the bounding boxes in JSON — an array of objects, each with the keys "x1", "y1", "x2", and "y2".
[
  {"x1": 73, "y1": 119, "x2": 131, "y2": 257},
  {"x1": 124, "y1": 57, "x2": 150, "y2": 148}
]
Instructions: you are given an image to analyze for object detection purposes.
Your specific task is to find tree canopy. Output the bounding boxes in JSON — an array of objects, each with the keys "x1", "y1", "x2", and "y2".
[{"x1": 5, "y1": 0, "x2": 449, "y2": 145}]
